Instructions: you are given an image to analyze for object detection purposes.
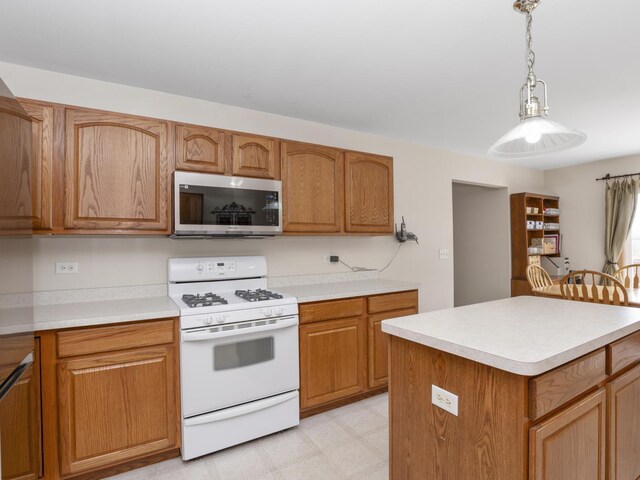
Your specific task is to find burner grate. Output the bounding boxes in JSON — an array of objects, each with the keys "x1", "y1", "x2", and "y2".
[
  {"x1": 182, "y1": 293, "x2": 228, "y2": 308},
  {"x1": 235, "y1": 289, "x2": 284, "y2": 302}
]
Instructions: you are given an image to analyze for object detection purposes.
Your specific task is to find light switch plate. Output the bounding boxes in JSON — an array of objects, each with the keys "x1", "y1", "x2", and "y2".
[
  {"x1": 439, "y1": 249, "x2": 450, "y2": 260},
  {"x1": 432, "y1": 385, "x2": 458, "y2": 416}
]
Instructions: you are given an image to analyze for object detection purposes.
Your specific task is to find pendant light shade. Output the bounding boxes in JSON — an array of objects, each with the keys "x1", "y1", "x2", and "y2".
[
  {"x1": 489, "y1": 117, "x2": 587, "y2": 159},
  {"x1": 489, "y1": 0, "x2": 586, "y2": 159}
]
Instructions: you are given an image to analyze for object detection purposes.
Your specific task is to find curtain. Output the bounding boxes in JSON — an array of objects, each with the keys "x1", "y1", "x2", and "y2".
[{"x1": 603, "y1": 178, "x2": 639, "y2": 275}]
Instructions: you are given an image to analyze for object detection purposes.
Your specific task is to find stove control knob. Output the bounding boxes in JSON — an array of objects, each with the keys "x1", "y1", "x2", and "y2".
[
  {"x1": 196, "y1": 263, "x2": 204, "y2": 272},
  {"x1": 216, "y1": 314, "x2": 225, "y2": 324},
  {"x1": 262, "y1": 308, "x2": 273, "y2": 317},
  {"x1": 274, "y1": 307, "x2": 283, "y2": 316},
  {"x1": 204, "y1": 315, "x2": 213, "y2": 326}
]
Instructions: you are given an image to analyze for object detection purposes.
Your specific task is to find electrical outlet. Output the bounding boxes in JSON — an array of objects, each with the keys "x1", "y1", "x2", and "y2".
[
  {"x1": 432, "y1": 385, "x2": 458, "y2": 416},
  {"x1": 438, "y1": 249, "x2": 450, "y2": 260},
  {"x1": 56, "y1": 262, "x2": 79, "y2": 274},
  {"x1": 324, "y1": 255, "x2": 340, "y2": 264}
]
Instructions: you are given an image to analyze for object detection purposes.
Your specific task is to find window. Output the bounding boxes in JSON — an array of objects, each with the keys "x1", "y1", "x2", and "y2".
[{"x1": 629, "y1": 196, "x2": 640, "y2": 264}]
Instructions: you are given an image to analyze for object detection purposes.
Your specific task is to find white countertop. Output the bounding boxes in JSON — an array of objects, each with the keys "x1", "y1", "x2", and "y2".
[
  {"x1": 277, "y1": 278, "x2": 420, "y2": 303},
  {"x1": 34, "y1": 296, "x2": 179, "y2": 331},
  {"x1": 382, "y1": 296, "x2": 640, "y2": 376}
]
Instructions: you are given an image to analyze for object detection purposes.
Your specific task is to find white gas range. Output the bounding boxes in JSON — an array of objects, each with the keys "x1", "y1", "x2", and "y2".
[{"x1": 168, "y1": 256, "x2": 300, "y2": 461}]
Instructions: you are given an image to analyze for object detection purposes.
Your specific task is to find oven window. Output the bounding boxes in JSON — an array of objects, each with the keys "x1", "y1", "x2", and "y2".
[
  {"x1": 179, "y1": 184, "x2": 280, "y2": 227},
  {"x1": 213, "y1": 337, "x2": 275, "y2": 370}
]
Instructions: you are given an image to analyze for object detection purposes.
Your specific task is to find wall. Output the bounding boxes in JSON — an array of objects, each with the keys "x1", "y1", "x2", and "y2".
[
  {"x1": 544, "y1": 154, "x2": 640, "y2": 272},
  {"x1": 452, "y1": 183, "x2": 510, "y2": 307},
  {"x1": 0, "y1": 62, "x2": 546, "y2": 312}
]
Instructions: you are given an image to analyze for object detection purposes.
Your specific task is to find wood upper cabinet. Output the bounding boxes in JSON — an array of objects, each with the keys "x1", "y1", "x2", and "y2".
[
  {"x1": 344, "y1": 152, "x2": 394, "y2": 233},
  {"x1": 230, "y1": 133, "x2": 279, "y2": 179},
  {"x1": 607, "y1": 364, "x2": 640, "y2": 480},
  {"x1": 17, "y1": 100, "x2": 54, "y2": 232},
  {"x1": 175, "y1": 124, "x2": 226, "y2": 174},
  {"x1": 0, "y1": 97, "x2": 33, "y2": 234},
  {"x1": 57, "y1": 320, "x2": 180, "y2": 475},
  {"x1": 63, "y1": 108, "x2": 171, "y2": 232},
  {"x1": 299, "y1": 316, "x2": 366, "y2": 409},
  {"x1": 0, "y1": 339, "x2": 41, "y2": 480},
  {"x1": 281, "y1": 141, "x2": 344, "y2": 233},
  {"x1": 529, "y1": 388, "x2": 606, "y2": 480}
]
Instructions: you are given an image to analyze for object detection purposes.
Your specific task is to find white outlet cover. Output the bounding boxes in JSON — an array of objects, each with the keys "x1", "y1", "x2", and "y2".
[
  {"x1": 438, "y1": 249, "x2": 450, "y2": 260},
  {"x1": 55, "y1": 262, "x2": 79, "y2": 274},
  {"x1": 431, "y1": 385, "x2": 458, "y2": 416}
]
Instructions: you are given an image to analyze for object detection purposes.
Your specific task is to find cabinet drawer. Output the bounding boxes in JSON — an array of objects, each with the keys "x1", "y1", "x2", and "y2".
[
  {"x1": 57, "y1": 319, "x2": 176, "y2": 358},
  {"x1": 607, "y1": 330, "x2": 640, "y2": 375},
  {"x1": 529, "y1": 348, "x2": 606, "y2": 421},
  {"x1": 368, "y1": 290, "x2": 418, "y2": 314},
  {"x1": 299, "y1": 298, "x2": 364, "y2": 324}
]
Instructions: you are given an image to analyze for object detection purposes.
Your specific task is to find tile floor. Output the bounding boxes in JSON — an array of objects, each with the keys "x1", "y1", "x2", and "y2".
[{"x1": 108, "y1": 393, "x2": 389, "y2": 480}]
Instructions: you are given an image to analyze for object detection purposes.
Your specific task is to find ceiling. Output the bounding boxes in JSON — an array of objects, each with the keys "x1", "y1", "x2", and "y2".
[{"x1": 0, "y1": 0, "x2": 638, "y2": 170}]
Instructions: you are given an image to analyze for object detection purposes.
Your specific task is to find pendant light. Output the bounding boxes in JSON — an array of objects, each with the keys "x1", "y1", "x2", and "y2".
[{"x1": 489, "y1": 0, "x2": 586, "y2": 159}]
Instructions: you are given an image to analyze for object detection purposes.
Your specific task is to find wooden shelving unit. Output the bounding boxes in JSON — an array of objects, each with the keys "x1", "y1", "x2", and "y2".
[{"x1": 511, "y1": 192, "x2": 561, "y2": 296}]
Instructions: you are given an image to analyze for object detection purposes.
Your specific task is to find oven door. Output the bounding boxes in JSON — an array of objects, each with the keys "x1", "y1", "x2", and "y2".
[
  {"x1": 173, "y1": 171, "x2": 282, "y2": 236},
  {"x1": 180, "y1": 315, "x2": 299, "y2": 418}
]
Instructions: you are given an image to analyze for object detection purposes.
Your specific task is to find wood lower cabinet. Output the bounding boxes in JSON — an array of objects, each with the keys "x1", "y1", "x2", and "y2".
[
  {"x1": 0, "y1": 339, "x2": 42, "y2": 480},
  {"x1": 299, "y1": 317, "x2": 366, "y2": 409},
  {"x1": 344, "y1": 152, "x2": 394, "y2": 233},
  {"x1": 230, "y1": 133, "x2": 279, "y2": 179},
  {"x1": 607, "y1": 364, "x2": 640, "y2": 480},
  {"x1": 63, "y1": 108, "x2": 171, "y2": 232},
  {"x1": 38, "y1": 318, "x2": 180, "y2": 479},
  {"x1": 57, "y1": 346, "x2": 178, "y2": 476},
  {"x1": 281, "y1": 141, "x2": 344, "y2": 233},
  {"x1": 529, "y1": 389, "x2": 606, "y2": 480},
  {"x1": 175, "y1": 124, "x2": 226, "y2": 174},
  {"x1": 300, "y1": 291, "x2": 418, "y2": 414}
]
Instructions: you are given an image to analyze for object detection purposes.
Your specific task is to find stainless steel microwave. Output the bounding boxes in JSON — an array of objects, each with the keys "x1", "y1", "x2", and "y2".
[{"x1": 173, "y1": 171, "x2": 282, "y2": 237}]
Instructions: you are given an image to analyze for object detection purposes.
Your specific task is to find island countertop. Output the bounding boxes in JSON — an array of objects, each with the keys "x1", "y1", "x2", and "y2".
[{"x1": 381, "y1": 295, "x2": 640, "y2": 376}]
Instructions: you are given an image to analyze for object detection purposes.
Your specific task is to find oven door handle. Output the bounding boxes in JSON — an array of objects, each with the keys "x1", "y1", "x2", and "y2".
[
  {"x1": 183, "y1": 391, "x2": 298, "y2": 427},
  {"x1": 182, "y1": 316, "x2": 298, "y2": 342}
]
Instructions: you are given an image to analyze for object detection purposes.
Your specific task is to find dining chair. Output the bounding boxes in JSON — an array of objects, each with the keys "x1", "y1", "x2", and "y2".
[
  {"x1": 560, "y1": 270, "x2": 628, "y2": 306},
  {"x1": 526, "y1": 264, "x2": 553, "y2": 290},
  {"x1": 614, "y1": 264, "x2": 640, "y2": 289}
]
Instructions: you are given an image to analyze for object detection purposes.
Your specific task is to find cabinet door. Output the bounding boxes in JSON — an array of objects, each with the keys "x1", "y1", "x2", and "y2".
[
  {"x1": 175, "y1": 124, "x2": 226, "y2": 174},
  {"x1": 299, "y1": 317, "x2": 366, "y2": 409},
  {"x1": 18, "y1": 100, "x2": 54, "y2": 231},
  {"x1": 368, "y1": 307, "x2": 417, "y2": 389},
  {"x1": 281, "y1": 141, "x2": 343, "y2": 233},
  {"x1": 64, "y1": 108, "x2": 170, "y2": 232},
  {"x1": 230, "y1": 133, "x2": 279, "y2": 179},
  {"x1": 0, "y1": 97, "x2": 33, "y2": 234},
  {"x1": 529, "y1": 389, "x2": 606, "y2": 480},
  {"x1": 608, "y1": 364, "x2": 640, "y2": 480},
  {"x1": 0, "y1": 338, "x2": 41, "y2": 480},
  {"x1": 344, "y1": 152, "x2": 393, "y2": 233},
  {"x1": 57, "y1": 345, "x2": 178, "y2": 476}
]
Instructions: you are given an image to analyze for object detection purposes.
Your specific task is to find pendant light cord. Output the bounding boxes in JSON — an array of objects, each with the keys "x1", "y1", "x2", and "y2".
[{"x1": 526, "y1": 12, "x2": 536, "y2": 76}]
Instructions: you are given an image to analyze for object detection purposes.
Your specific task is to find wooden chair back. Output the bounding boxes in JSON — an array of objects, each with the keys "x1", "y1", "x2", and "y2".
[
  {"x1": 560, "y1": 270, "x2": 628, "y2": 306},
  {"x1": 526, "y1": 264, "x2": 553, "y2": 289},
  {"x1": 615, "y1": 264, "x2": 640, "y2": 289}
]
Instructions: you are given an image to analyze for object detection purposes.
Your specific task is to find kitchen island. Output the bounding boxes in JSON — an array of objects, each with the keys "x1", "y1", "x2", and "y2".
[{"x1": 382, "y1": 296, "x2": 640, "y2": 480}]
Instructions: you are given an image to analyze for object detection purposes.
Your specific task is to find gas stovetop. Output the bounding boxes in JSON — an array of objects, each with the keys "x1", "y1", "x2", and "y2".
[
  {"x1": 181, "y1": 293, "x2": 229, "y2": 308},
  {"x1": 235, "y1": 289, "x2": 284, "y2": 302}
]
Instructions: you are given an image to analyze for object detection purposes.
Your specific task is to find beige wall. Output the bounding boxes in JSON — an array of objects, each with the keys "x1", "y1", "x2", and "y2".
[
  {"x1": 0, "y1": 62, "x2": 546, "y2": 312},
  {"x1": 452, "y1": 183, "x2": 510, "y2": 307},
  {"x1": 544, "y1": 154, "x2": 640, "y2": 272}
]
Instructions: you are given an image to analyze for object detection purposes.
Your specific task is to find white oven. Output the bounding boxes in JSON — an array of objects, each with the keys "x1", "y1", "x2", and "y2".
[{"x1": 180, "y1": 314, "x2": 299, "y2": 418}]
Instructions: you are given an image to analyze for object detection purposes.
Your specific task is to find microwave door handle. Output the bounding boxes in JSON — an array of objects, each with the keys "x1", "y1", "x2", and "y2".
[
  {"x1": 183, "y1": 391, "x2": 298, "y2": 427},
  {"x1": 182, "y1": 316, "x2": 298, "y2": 342}
]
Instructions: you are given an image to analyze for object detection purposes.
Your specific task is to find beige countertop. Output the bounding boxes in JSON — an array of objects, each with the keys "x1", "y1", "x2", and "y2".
[
  {"x1": 276, "y1": 278, "x2": 420, "y2": 303},
  {"x1": 382, "y1": 296, "x2": 640, "y2": 376}
]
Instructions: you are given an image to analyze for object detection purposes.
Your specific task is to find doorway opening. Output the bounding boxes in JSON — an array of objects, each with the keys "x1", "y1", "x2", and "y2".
[{"x1": 452, "y1": 181, "x2": 510, "y2": 307}]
